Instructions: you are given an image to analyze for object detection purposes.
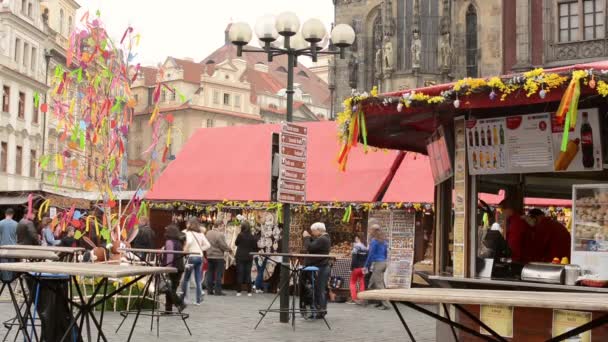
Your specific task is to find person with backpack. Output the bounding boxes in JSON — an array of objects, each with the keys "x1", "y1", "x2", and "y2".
[
  {"x1": 163, "y1": 224, "x2": 187, "y2": 313},
  {"x1": 180, "y1": 218, "x2": 210, "y2": 305}
]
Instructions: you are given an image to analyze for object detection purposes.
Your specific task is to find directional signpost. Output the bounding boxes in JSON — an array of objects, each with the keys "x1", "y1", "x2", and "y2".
[{"x1": 278, "y1": 123, "x2": 307, "y2": 205}]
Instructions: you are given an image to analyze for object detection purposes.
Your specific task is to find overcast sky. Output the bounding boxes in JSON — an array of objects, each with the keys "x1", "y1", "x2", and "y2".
[{"x1": 77, "y1": 0, "x2": 335, "y2": 67}]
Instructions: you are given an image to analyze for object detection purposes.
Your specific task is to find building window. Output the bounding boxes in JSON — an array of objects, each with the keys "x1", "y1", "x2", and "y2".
[
  {"x1": 2, "y1": 86, "x2": 9, "y2": 112},
  {"x1": 30, "y1": 47, "x2": 36, "y2": 72},
  {"x1": 14, "y1": 38, "x2": 21, "y2": 62},
  {"x1": 23, "y1": 42, "x2": 29, "y2": 67},
  {"x1": 465, "y1": 4, "x2": 478, "y2": 77},
  {"x1": 133, "y1": 94, "x2": 138, "y2": 104},
  {"x1": 68, "y1": 16, "x2": 73, "y2": 31},
  {"x1": 234, "y1": 94, "x2": 241, "y2": 108},
  {"x1": 0, "y1": 142, "x2": 7, "y2": 172},
  {"x1": 27, "y1": 2, "x2": 32, "y2": 17},
  {"x1": 206, "y1": 119, "x2": 214, "y2": 128},
  {"x1": 584, "y1": 0, "x2": 605, "y2": 39},
  {"x1": 213, "y1": 90, "x2": 219, "y2": 104},
  {"x1": 160, "y1": 90, "x2": 166, "y2": 102},
  {"x1": 559, "y1": 1, "x2": 580, "y2": 42},
  {"x1": 18, "y1": 92, "x2": 25, "y2": 119},
  {"x1": 20, "y1": 0, "x2": 25, "y2": 14},
  {"x1": 15, "y1": 146, "x2": 23, "y2": 175},
  {"x1": 169, "y1": 90, "x2": 176, "y2": 101},
  {"x1": 223, "y1": 93, "x2": 230, "y2": 105},
  {"x1": 32, "y1": 97, "x2": 38, "y2": 124},
  {"x1": 59, "y1": 9, "x2": 64, "y2": 35},
  {"x1": 30, "y1": 150, "x2": 36, "y2": 177}
]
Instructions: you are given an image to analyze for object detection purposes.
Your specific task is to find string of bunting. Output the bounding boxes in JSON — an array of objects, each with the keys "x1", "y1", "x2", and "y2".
[
  {"x1": 146, "y1": 200, "x2": 435, "y2": 217},
  {"x1": 337, "y1": 67, "x2": 608, "y2": 170}
]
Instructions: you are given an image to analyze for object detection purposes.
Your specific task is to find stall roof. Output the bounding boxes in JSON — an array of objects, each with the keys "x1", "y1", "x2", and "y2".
[
  {"x1": 146, "y1": 122, "x2": 403, "y2": 203},
  {"x1": 360, "y1": 60, "x2": 608, "y2": 152}
]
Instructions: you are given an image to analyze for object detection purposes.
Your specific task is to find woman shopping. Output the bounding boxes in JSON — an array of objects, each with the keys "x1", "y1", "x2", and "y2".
[
  {"x1": 234, "y1": 222, "x2": 260, "y2": 296},
  {"x1": 163, "y1": 224, "x2": 187, "y2": 313},
  {"x1": 180, "y1": 218, "x2": 211, "y2": 305},
  {"x1": 365, "y1": 225, "x2": 390, "y2": 310}
]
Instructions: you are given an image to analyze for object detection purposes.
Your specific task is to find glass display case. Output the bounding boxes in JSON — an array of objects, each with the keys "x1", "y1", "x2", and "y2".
[{"x1": 573, "y1": 184, "x2": 608, "y2": 252}]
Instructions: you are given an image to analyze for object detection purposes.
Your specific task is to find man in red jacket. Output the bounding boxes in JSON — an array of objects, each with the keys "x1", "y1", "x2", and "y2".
[
  {"x1": 499, "y1": 199, "x2": 533, "y2": 264},
  {"x1": 528, "y1": 209, "x2": 571, "y2": 262}
]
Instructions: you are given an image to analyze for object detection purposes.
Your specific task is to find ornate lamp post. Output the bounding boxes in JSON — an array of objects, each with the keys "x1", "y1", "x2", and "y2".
[{"x1": 228, "y1": 13, "x2": 355, "y2": 323}]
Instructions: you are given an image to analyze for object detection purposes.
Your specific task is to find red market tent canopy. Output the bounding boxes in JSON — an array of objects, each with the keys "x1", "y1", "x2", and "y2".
[
  {"x1": 357, "y1": 60, "x2": 608, "y2": 153},
  {"x1": 146, "y1": 122, "x2": 404, "y2": 203}
]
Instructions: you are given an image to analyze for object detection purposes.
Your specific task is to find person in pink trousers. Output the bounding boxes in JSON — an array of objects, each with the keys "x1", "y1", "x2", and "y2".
[{"x1": 349, "y1": 235, "x2": 368, "y2": 304}]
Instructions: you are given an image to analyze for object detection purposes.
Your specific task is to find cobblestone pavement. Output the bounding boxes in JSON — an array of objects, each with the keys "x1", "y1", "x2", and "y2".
[{"x1": 0, "y1": 290, "x2": 436, "y2": 341}]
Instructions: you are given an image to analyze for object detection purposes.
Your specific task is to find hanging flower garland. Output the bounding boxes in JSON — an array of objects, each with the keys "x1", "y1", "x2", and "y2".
[{"x1": 337, "y1": 67, "x2": 608, "y2": 170}]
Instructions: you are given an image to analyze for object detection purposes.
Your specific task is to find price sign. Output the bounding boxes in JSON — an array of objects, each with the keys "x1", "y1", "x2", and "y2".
[{"x1": 278, "y1": 123, "x2": 307, "y2": 204}]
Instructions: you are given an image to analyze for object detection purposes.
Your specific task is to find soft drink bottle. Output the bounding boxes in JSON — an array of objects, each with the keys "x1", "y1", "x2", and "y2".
[{"x1": 580, "y1": 112, "x2": 594, "y2": 168}]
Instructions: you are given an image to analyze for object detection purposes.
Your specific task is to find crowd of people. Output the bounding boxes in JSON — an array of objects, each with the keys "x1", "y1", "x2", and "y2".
[{"x1": 0, "y1": 206, "x2": 397, "y2": 319}]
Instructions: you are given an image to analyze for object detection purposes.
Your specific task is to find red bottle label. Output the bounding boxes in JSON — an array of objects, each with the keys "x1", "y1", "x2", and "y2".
[{"x1": 581, "y1": 131, "x2": 593, "y2": 145}]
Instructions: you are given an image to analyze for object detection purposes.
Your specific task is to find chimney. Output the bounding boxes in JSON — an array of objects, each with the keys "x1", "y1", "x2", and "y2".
[{"x1": 224, "y1": 23, "x2": 233, "y2": 45}]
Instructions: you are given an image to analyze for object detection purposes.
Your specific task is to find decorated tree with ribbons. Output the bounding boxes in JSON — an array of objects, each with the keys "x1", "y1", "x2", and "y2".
[{"x1": 38, "y1": 12, "x2": 178, "y2": 249}]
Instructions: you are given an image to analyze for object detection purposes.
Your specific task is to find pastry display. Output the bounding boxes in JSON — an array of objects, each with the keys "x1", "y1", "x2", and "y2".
[{"x1": 573, "y1": 186, "x2": 608, "y2": 252}]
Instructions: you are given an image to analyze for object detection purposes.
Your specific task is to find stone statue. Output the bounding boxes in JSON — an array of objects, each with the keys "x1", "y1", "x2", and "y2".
[
  {"x1": 1, "y1": 0, "x2": 9, "y2": 8},
  {"x1": 348, "y1": 54, "x2": 358, "y2": 89},
  {"x1": 383, "y1": 38, "x2": 393, "y2": 71},
  {"x1": 439, "y1": 32, "x2": 452, "y2": 69},
  {"x1": 375, "y1": 48, "x2": 383, "y2": 78},
  {"x1": 411, "y1": 31, "x2": 422, "y2": 69}
]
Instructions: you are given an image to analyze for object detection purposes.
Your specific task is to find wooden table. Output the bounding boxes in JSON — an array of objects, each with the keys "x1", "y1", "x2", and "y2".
[
  {"x1": 251, "y1": 252, "x2": 335, "y2": 331},
  {"x1": 1, "y1": 245, "x2": 85, "y2": 262},
  {"x1": 0, "y1": 249, "x2": 59, "y2": 261},
  {"x1": 0, "y1": 262, "x2": 175, "y2": 342},
  {"x1": 116, "y1": 248, "x2": 195, "y2": 338},
  {"x1": 359, "y1": 288, "x2": 608, "y2": 342}
]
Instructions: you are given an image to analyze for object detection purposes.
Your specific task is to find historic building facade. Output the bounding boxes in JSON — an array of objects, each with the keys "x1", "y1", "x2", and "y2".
[
  {"x1": 504, "y1": 0, "x2": 608, "y2": 72},
  {"x1": 332, "y1": 0, "x2": 503, "y2": 110}
]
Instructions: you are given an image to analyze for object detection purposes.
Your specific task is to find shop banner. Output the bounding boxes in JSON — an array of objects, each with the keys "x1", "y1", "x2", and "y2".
[
  {"x1": 480, "y1": 305, "x2": 514, "y2": 338},
  {"x1": 466, "y1": 109, "x2": 603, "y2": 175},
  {"x1": 552, "y1": 108, "x2": 603, "y2": 172},
  {"x1": 552, "y1": 309, "x2": 591, "y2": 342},
  {"x1": 453, "y1": 116, "x2": 467, "y2": 278}
]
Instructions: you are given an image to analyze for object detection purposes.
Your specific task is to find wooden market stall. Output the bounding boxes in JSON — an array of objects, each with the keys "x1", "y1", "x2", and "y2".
[{"x1": 338, "y1": 61, "x2": 608, "y2": 341}]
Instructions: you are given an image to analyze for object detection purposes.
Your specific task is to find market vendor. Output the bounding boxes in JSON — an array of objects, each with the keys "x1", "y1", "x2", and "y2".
[
  {"x1": 528, "y1": 209, "x2": 571, "y2": 262},
  {"x1": 499, "y1": 198, "x2": 533, "y2": 264}
]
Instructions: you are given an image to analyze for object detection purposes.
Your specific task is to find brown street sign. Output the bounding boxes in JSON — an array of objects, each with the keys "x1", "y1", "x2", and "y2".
[
  {"x1": 279, "y1": 179, "x2": 306, "y2": 192},
  {"x1": 281, "y1": 146, "x2": 306, "y2": 159},
  {"x1": 278, "y1": 192, "x2": 305, "y2": 204},
  {"x1": 282, "y1": 123, "x2": 307, "y2": 136},
  {"x1": 282, "y1": 157, "x2": 306, "y2": 170},
  {"x1": 281, "y1": 132, "x2": 307, "y2": 147},
  {"x1": 281, "y1": 168, "x2": 306, "y2": 181}
]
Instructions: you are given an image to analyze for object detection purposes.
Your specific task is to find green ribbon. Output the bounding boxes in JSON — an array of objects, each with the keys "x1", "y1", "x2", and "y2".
[
  {"x1": 482, "y1": 212, "x2": 489, "y2": 228},
  {"x1": 342, "y1": 205, "x2": 352, "y2": 223},
  {"x1": 561, "y1": 81, "x2": 581, "y2": 152},
  {"x1": 359, "y1": 109, "x2": 368, "y2": 152},
  {"x1": 34, "y1": 92, "x2": 39, "y2": 108}
]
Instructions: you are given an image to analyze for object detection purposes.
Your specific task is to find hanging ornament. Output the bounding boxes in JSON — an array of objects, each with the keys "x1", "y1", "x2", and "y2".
[
  {"x1": 489, "y1": 90, "x2": 497, "y2": 101},
  {"x1": 397, "y1": 102, "x2": 404, "y2": 112},
  {"x1": 352, "y1": 105, "x2": 358, "y2": 112},
  {"x1": 589, "y1": 75, "x2": 596, "y2": 89},
  {"x1": 539, "y1": 88, "x2": 547, "y2": 99},
  {"x1": 453, "y1": 97, "x2": 461, "y2": 108}
]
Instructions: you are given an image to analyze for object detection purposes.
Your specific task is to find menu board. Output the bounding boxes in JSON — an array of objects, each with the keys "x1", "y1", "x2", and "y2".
[
  {"x1": 480, "y1": 305, "x2": 514, "y2": 338},
  {"x1": 426, "y1": 126, "x2": 453, "y2": 185},
  {"x1": 387, "y1": 211, "x2": 415, "y2": 288},
  {"x1": 367, "y1": 210, "x2": 415, "y2": 289},
  {"x1": 552, "y1": 108, "x2": 603, "y2": 172},
  {"x1": 552, "y1": 310, "x2": 591, "y2": 342},
  {"x1": 453, "y1": 117, "x2": 468, "y2": 277},
  {"x1": 466, "y1": 109, "x2": 603, "y2": 175}
]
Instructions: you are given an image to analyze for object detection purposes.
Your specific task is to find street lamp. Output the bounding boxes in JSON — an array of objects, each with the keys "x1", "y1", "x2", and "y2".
[{"x1": 228, "y1": 14, "x2": 355, "y2": 324}]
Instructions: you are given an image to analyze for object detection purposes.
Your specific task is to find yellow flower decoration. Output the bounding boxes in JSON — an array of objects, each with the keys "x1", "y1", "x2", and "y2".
[
  {"x1": 597, "y1": 80, "x2": 608, "y2": 97},
  {"x1": 370, "y1": 86, "x2": 378, "y2": 97}
]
